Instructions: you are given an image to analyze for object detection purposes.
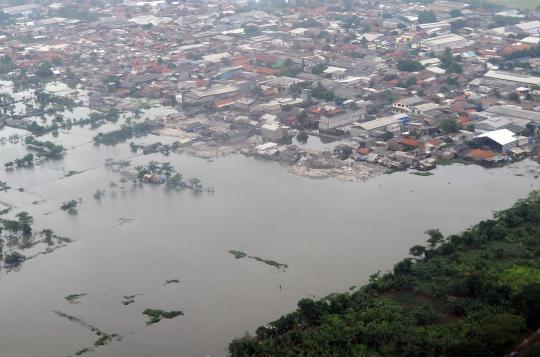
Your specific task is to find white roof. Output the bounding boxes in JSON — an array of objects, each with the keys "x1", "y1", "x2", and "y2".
[
  {"x1": 421, "y1": 34, "x2": 465, "y2": 46},
  {"x1": 323, "y1": 66, "x2": 347, "y2": 74},
  {"x1": 521, "y1": 36, "x2": 540, "y2": 45},
  {"x1": 477, "y1": 129, "x2": 517, "y2": 146},
  {"x1": 516, "y1": 20, "x2": 540, "y2": 31},
  {"x1": 484, "y1": 70, "x2": 540, "y2": 86},
  {"x1": 359, "y1": 113, "x2": 407, "y2": 131}
]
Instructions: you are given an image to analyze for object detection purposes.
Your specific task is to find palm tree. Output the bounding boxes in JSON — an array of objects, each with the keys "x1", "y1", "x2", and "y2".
[
  {"x1": 167, "y1": 173, "x2": 183, "y2": 188},
  {"x1": 188, "y1": 177, "x2": 202, "y2": 189},
  {"x1": 0, "y1": 180, "x2": 10, "y2": 192},
  {"x1": 148, "y1": 160, "x2": 160, "y2": 173},
  {"x1": 41, "y1": 228, "x2": 54, "y2": 244},
  {"x1": 117, "y1": 159, "x2": 131, "y2": 172},
  {"x1": 160, "y1": 162, "x2": 174, "y2": 178},
  {"x1": 14, "y1": 211, "x2": 33, "y2": 235}
]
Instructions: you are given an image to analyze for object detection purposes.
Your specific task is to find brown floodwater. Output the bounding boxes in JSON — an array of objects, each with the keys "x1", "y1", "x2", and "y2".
[{"x1": 0, "y1": 121, "x2": 539, "y2": 357}]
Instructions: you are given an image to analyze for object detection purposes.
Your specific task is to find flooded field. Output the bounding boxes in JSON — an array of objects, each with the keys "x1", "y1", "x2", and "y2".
[{"x1": 0, "y1": 111, "x2": 539, "y2": 357}]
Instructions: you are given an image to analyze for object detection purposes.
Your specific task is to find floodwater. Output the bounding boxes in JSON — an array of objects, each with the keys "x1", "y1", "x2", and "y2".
[{"x1": 0, "y1": 117, "x2": 539, "y2": 357}]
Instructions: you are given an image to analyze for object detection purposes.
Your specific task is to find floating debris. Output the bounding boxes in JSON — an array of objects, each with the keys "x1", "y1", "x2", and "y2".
[
  {"x1": 121, "y1": 294, "x2": 140, "y2": 306},
  {"x1": 65, "y1": 170, "x2": 82, "y2": 177},
  {"x1": 164, "y1": 278, "x2": 180, "y2": 285},
  {"x1": 117, "y1": 217, "x2": 134, "y2": 226},
  {"x1": 65, "y1": 293, "x2": 87, "y2": 304}
]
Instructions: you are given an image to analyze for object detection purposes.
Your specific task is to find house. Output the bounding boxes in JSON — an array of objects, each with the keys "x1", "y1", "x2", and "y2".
[
  {"x1": 182, "y1": 85, "x2": 241, "y2": 105},
  {"x1": 475, "y1": 129, "x2": 527, "y2": 152},
  {"x1": 509, "y1": 20, "x2": 540, "y2": 36},
  {"x1": 261, "y1": 123, "x2": 289, "y2": 142},
  {"x1": 357, "y1": 113, "x2": 408, "y2": 134},
  {"x1": 319, "y1": 112, "x2": 360, "y2": 131},
  {"x1": 393, "y1": 96, "x2": 427, "y2": 114}
]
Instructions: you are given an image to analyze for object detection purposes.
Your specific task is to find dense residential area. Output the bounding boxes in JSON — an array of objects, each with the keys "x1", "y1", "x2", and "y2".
[
  {"x1": 1, "y1": 0, "x2": 540, "y2": 180},
  {"x1": 0, "y1": 0, "x2": 540, "y2": 356}
]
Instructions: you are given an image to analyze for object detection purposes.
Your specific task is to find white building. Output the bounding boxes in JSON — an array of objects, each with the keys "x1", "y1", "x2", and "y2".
[
  {"x1": 420, "y1": 34, "x2": 467, "y2": 52},
  {"x1": 319, "y1": 112, "x2": 360, "y2": 131},
  {"x1": 261, "y1": 123, "x2": 289, "y2": 142}
]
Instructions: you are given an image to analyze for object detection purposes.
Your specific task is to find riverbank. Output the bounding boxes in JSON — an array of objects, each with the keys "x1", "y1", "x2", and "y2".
[{"x1": 229, "y1": 191, "x2": 540, "y2": 357}]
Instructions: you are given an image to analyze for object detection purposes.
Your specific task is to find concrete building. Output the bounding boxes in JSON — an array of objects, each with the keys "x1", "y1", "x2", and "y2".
[
  {"x1": 510, "y1": 20, "x2": 540, "y2": 36},
  {"x1": 358, "y1": 113, "x2": 408, "y2": 134},
  {"x1": 182, "y1": 85, "x2": 240, "y2": 105},
  {"x1": 483, "y1": 70, "x2": 540, "y2": 87},
  {"x1": 476, "y1": 129, "x2": 527, "y2": 152},
  {"x1": 420, "y1": 34, "x2": 467, "y2": 52},
  {"x1": 319, "y1": 112, "x2": 360, "y2": 131},
  {"x1": 261, "y1": 123, "x2": 289, "y2": 141}
]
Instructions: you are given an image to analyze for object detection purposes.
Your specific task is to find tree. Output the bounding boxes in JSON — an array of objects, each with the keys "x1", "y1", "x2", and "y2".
[
  {"x1": 0, "y1": 93, "x2": 14, "y2": 114},
  {"x1": 244, "y1": 24, "x2": 261, "y2": 37},
  {"x1": 409, "y1": 245, "x2": 426, "y2": 258},
  {"x1": 36, "y1": 61, "x2": 54, "y2": 79},
  {"x1": 508, "y1": 92, "x2": 520, "y2": 103},
  {"x1": 475, "y1": 313, "x2": 525, "y2": 356},
  {"x1": 446, "y1": 61, "x2": 463, "y2": 74},
  {"x1": 438, "y1": 118, "x2": 459, "y2": 134},
  {"x1": 418, "y1": 10, "x2": 437, "y2": 24},
  {"x1": 0, "y1": 180, "x2": 10, "y2": 192},
  {"x1": 311, "y1": 63, "x2": 328, "y2": 75},
  {"x1": 4, "y1": 251, "x2": 25, "y2": 267},
  {"x1": 160, "y1": 162, "x2": 174, "y2": 178},
  {"x1": 397, "y1": 59, "x2": 423, "y2": 72},
  {"x1": 426, "y1": 229, "x2": 444, "y2": 249},
  {"x1": 16, "y1": 211, "x2": 34, "y2": 234},
  {"x1": 148, "y1": 161, "x2": 160, "y2": 173},
  {"x1": 516, "y1": 283, "x2": 540, "y2": 327},
  {"x1": 449, "y1": 9, "x2": 461, "y2": 17},
  {"x1": 41, "y1": 228, "x2": 54, "y2": 244}
]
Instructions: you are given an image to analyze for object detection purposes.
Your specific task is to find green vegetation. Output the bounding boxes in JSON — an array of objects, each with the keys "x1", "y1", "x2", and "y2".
[
  {"x1": 418, "y1": 10, "x2": 437, "y2": 24},
  {"x1": 229, "y1": 250, "x2": 248, "y2": 259},
  {"x1": 230, "y1": 191, "x2": 540, "y2": 356},
  {"x1": 397, "y1": 59, "x2": 423, "y2": 72},
  {"x1": 438, "y1": 47, "x2": 463, "y2": 74},
  {"x1": 61, "y1": 200, "x2": 78, "y2": 215},
  {"x1": 410, "y1": 171, "x2": 434, "y2": 176},
  {"x1": 438, "y1": 118, "x2": 460, "y2": 134},
  {"x1": 143, "y1": 309, "x2": 184, "y2": 325},
  {"x1": 25, "y1": 136, "x2": 65, "y2": 159},
  {"x1": 94, "y1": 121, "x2": 154, "y2": 145},
  {"x1": 0, "y1": 180, "x2": 10, "y2": 192},
  {"x1": 53, "y1": 310, "x2": 119, "y2": 355},
  {"x1": 228, "y1": 250, "x2": 287, "y2": 269}
]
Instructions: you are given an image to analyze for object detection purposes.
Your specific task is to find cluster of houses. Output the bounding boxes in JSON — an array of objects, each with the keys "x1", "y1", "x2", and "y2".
[{"x1": 2, "y1": 0, "x2": 540, "y2": 172}]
